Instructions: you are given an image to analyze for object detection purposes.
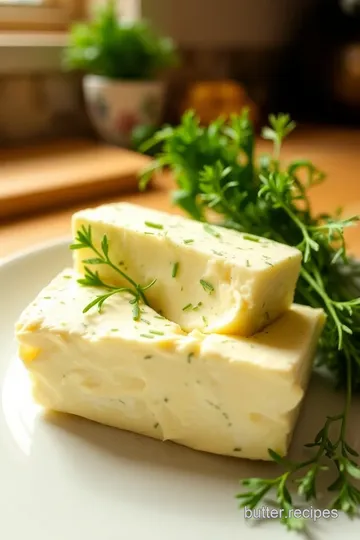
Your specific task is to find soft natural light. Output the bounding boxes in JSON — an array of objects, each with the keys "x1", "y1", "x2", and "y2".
[
  {"x1": 1, "y1": 356, "x2": 41, "y2": 456},
  {"x1": 0, "y1": 0, "x2": 42, "y2": 4}
]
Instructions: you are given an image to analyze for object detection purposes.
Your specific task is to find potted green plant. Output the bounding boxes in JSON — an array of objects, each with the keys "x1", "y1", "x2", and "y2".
[{"x1": 64, "y1": 1, "x2": 177, "y2": 147}]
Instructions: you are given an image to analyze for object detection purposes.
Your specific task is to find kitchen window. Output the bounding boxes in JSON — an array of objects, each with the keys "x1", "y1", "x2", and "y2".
[
  {"x1": 0, "y1": 0, "x2": 84, "y2": 31},
  {"x1": 0, "y1": 1, "x2": 140, "y2": 74}
]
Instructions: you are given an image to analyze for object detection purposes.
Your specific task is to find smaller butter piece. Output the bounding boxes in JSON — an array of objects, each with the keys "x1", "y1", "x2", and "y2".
[{"x1": 72, "y1": 203, "x2": 302, "y2": 336}]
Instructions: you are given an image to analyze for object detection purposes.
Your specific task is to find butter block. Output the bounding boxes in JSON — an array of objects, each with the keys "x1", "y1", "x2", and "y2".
[
  {"x1": 72, "y1": 203, "x2": 302, "y2": 336},
  {"x1": 16, "y1": 270, "x2": 325, "y2": 460}
]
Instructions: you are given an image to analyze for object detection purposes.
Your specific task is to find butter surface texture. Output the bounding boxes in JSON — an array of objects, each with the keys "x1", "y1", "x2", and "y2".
[
  {"x1": 72, "y1": 203, "x2": 302, "y2": 335},
  {"x1": 16, "y1": 270, "x2": 325, "y2": 460}
]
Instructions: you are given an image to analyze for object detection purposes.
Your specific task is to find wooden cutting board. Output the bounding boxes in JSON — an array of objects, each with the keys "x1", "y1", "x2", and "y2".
[{"x1": 0, "y1": 139, "x2": 151, "y2": 220}]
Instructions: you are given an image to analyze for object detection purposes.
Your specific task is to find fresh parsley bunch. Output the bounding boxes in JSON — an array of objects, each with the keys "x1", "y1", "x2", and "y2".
[{"x1": 140, "y1": 110, "x2": 360, "y2": 530}]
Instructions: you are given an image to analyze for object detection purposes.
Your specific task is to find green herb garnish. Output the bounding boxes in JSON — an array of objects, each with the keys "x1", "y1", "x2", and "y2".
[
  {"x1": 200, "y1": 279, "x2": 215, "y2": 294},
  {"x1": 182, "y1": 302, "x2": 202, "y2": 312},
  {"x1": 70, "y1": 226, "x2": 156, "y2": 320},
  {"x1": 172, "y1": 262, "x2": 179, "y2": 278},
  {"x1": 183, "y1": 239, "x2": 194, "y2": 244},
  {"x1": 243, "y1": 234, "x2": 260, "y2": 243},
  {"x1": 140, "y1": 109, "x2": 360, "y2": 531},
  {"x1": 203, "y1": 223, "x2": 221, "y2": 238},
  {"x1": 149, "y1": 330, "x2": 164, "y2": 336},
  {"x1": 144, "y1": 220, "x2": 163, "y2": 230}
]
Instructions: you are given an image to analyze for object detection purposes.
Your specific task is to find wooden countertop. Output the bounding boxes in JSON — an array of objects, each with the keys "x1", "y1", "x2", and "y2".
[
  {"x1": 1, "y1": 127, "x2": 360, "y2": 260},
  {"x1": 0, "y1": 139, "x2": 150, "y2": 220}
]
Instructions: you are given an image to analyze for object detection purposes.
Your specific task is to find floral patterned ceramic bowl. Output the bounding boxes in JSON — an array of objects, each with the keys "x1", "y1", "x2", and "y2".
[{"x1": 83, "y1": 75, "x2": 165, "y2": 147}]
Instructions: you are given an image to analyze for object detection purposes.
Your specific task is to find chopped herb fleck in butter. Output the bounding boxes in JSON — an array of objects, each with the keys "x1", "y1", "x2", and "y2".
[
  {"x1": 243, "y1": 234, "x2": 260, "y2": 243},
  {"x1": 200, "y1": 279, "x2": 214, "y2": 294},
  {"x1": 206, "y1": 400, "x2": 220, "y2": 410},
  {"x1": 150, "y1": 330, "x2": 164, "y2": 336},
  {"x1": 172, "y1": 262, "x2": 179, "y2": 278},
  {"x1": 203, "y1": 223, "x2": 221, "y2": 238},
  {"x1": 145, "y1": 221, "x2": 164, "y2": 230}
]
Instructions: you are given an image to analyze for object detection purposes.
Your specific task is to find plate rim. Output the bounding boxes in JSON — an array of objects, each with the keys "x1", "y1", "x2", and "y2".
[{"x1": 0, "y1": 236, "x2": 71, "y2": 270}]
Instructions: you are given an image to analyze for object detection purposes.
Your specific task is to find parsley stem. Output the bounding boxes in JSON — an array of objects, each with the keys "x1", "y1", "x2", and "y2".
[
  {"x1": 300, "y1": 266, "x2": 345, "y2": 349},
  {"x1": 86, "y1": 240, "x2": 148, "y2": 305},
  {"x1": 276, "y1": 200, "x2": 318, "y2": 262},
  {"x1": 341, "y1": 353, "x2": 353, "y2": 443},
  {"x1": 72, "y1": 226, "x2": 158, "y2": 316}
]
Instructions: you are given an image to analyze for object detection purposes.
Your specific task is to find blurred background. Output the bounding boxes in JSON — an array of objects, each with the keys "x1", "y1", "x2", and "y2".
[
  {"x1": 1, "y1": 0, "x2": 360, "y2": 234},
  {"x1": 1, "y1": 0, "x2": 360, "y2": 148}
]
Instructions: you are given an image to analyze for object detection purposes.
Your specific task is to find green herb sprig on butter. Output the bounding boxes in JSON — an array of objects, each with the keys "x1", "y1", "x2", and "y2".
[
  {"x1": 70, "y1": 225, "x2": 156, "y2": 320},
  {"x1": 140, "y1": 110, "x2": 360, "y2": 530}
]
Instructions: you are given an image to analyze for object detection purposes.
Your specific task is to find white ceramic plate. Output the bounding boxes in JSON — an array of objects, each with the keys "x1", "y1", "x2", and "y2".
[{"x1": 0, "y1": 239, "x2": 359, "y2": 540}]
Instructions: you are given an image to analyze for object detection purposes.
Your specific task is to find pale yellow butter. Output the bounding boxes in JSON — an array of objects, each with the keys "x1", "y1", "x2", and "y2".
[
  {"x1": 16, "y1": 270, "x2": 325, "y2": 461},
  {"x1": 72, "y1": 203, "x2": 302, "y2": 336}
]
